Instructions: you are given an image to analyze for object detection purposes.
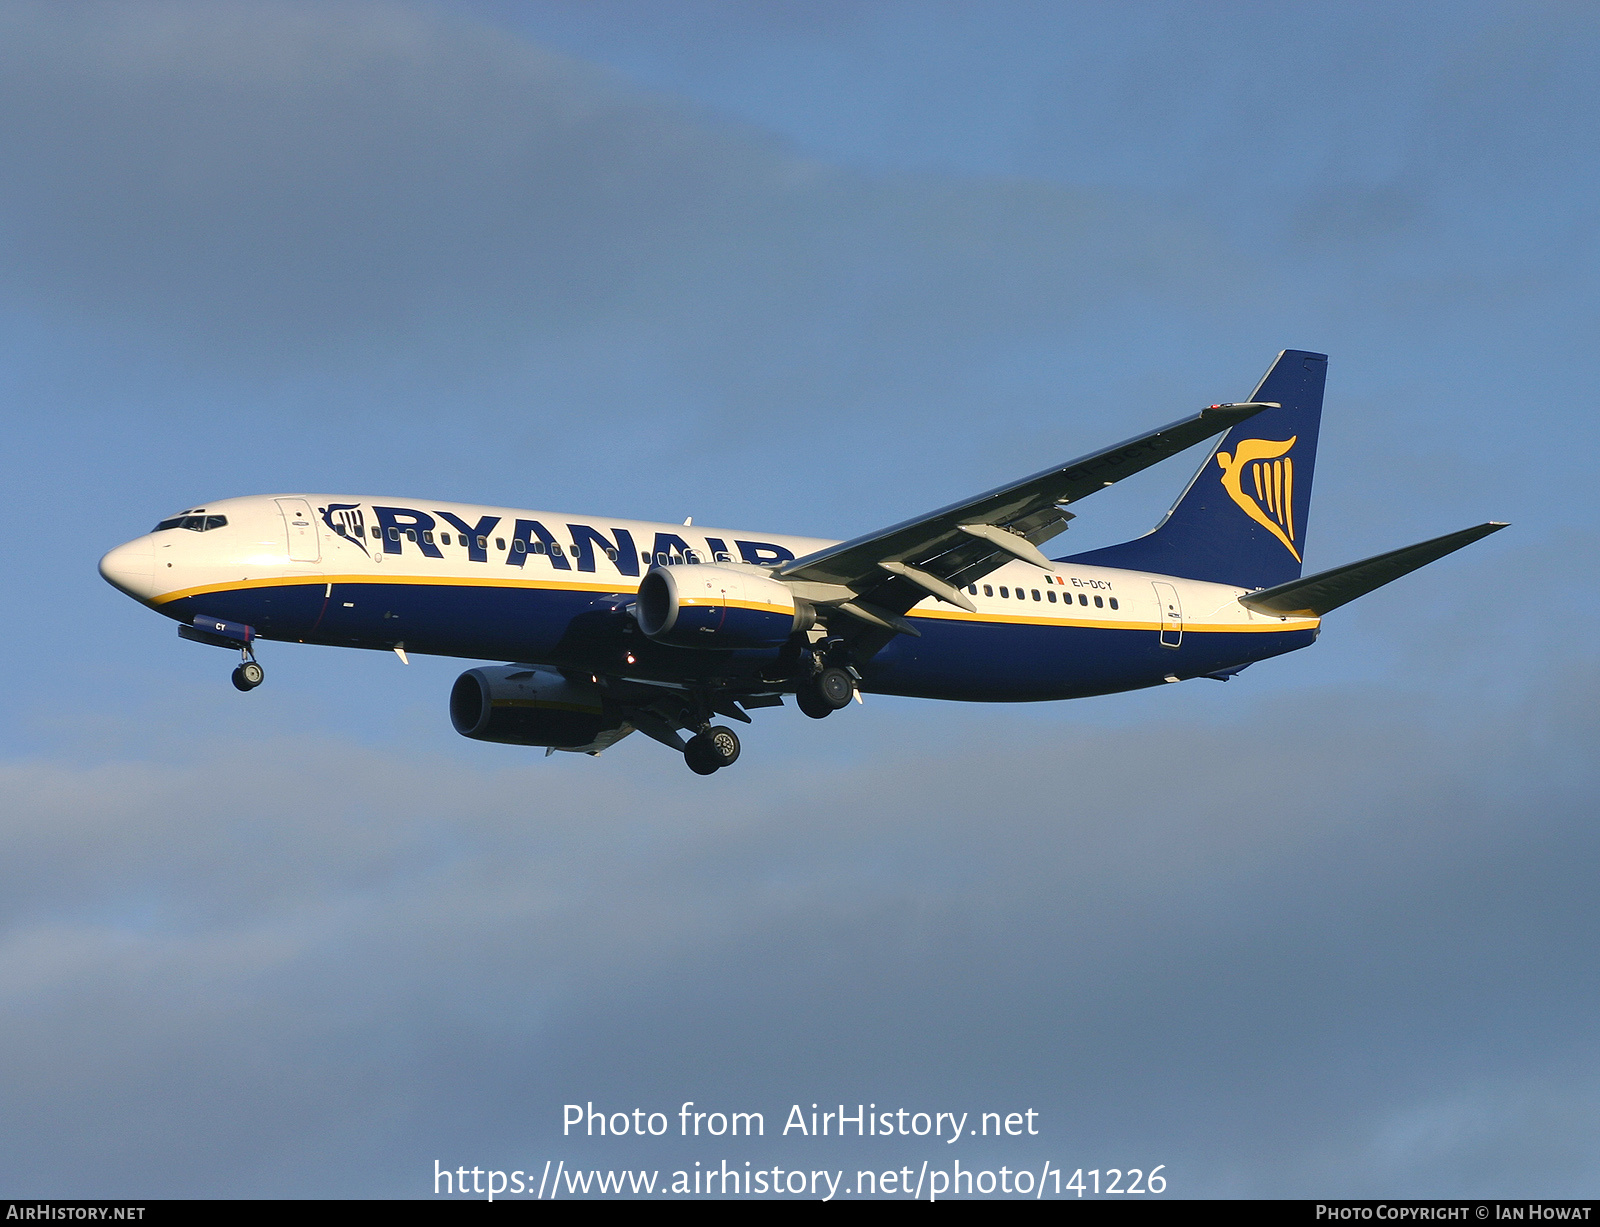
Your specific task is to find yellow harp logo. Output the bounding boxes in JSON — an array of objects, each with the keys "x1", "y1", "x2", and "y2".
[{"x1": 1216, "y1": 436, "x2": 1301, "y2": 561}]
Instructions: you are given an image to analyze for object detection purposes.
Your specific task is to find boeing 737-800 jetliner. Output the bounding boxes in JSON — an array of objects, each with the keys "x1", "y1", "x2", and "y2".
[{"x1": 100, "y1": 351, "x2": 1503, "y2": 774}]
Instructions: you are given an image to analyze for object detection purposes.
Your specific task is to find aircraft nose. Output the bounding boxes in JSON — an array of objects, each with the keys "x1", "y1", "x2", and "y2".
[{"x1": 99, "y1": 537, "x2": 157, "y2": 601}]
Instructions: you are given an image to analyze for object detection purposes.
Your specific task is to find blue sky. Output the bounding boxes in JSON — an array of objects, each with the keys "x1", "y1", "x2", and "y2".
[{"x1": 0, "y1": 0, "x2": 1595, "y2": 1198}]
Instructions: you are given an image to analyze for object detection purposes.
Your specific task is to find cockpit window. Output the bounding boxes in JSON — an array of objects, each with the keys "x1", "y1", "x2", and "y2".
[{"x1": 153, "y1": 514, "x2": 227, "y2": 532}]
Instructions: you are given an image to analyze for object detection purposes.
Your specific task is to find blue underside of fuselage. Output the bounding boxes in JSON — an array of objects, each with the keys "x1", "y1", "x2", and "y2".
[{"x1": 158, "y1": 581, "x2": 1315, "y2": 702}]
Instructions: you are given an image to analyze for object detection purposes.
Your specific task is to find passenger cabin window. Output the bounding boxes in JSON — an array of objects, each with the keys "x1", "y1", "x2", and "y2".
[
  {"x1": 983, "y1": 585, "x2": 993, "y2": 596},
  {"x1": 495, "y1": 538, "x2": 505, "y2": 550},
  {"x1": 1094, "y1": 595, "x2": 1104, "y2": 607},
  {"x1": 371, "y1": 526, "x2": 382, "y2": 539},
  {"x1": 440, "y1": 532, "x2": 450, "y2": 544},
  {"x1": 1079, "y1": 593, "x2": 1088, "y2": 605},
  {"x1": 422, "y1": 530, "x2": 434, "y2": 545},
  {"x1": 1047, "y1": 590, "x2": 1057, "y2": 603},
  {"x1": 388, "y1": 528, "x2": 401, "y2": 541},
  {"x1": 999, "y1": 587, "x2": 1008, "y2": 598},
  {"x1": 1109, "y1": 598, "x2": 1119, "y2": 610},
  {"x1": 1032, "y1": 589, "x2": 1040, "y2": 601},
  {"x1": 514, "y1": 539, "x2": 526, "y2": 552},
  {"x1": 477, "y1": 536, "x2": 487, "y2": 549}
]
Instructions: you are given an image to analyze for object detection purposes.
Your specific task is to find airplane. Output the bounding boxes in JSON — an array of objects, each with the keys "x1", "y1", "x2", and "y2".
[{"x1": 99, "y1": 350, "x2": 1504, "y2": 775}]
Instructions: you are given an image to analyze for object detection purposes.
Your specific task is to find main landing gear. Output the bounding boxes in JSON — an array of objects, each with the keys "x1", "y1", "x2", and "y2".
[
  {"x1": 684, "y1": 725, "x2": 741, "y2": 775},
  {"x1": 795, "y1": 665, "x2": 855, "y2": 719},
  {"x1": 665, "y1": 656, "x2": 856, "y2": 774}
]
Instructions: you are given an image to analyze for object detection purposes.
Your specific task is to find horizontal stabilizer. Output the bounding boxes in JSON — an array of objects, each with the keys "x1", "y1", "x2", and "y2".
[{"x1": 1239, "y1": 522, "x2": 1508, "y2": 618}]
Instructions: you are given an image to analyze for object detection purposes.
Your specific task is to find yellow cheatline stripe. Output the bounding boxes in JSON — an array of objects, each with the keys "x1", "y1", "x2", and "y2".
[
  {"x1": 152, "y1": 573, "x2": 1317, "y2": 633},
  {"x1": 908, "y1": 604, "x2": 1317, "y2": 633},
  {"x1": 151, "y1": 572, "x2": 633, "y2": 605}
]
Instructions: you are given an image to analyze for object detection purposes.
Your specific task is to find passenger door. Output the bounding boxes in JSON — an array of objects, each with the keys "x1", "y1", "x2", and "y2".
[
  {"x1": 1151, "y1": 581, "x2": 1182, "y2": 648},
  {"x1": 276, "y1": 498, "x2": 321, "y2": 563}
]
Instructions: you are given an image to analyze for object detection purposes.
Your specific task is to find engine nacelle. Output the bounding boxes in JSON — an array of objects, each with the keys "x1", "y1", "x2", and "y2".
[
  {"x1": 450, "y1": 666, "x2": 632, "y2": 753},
  {"x1": 635, "y1": 563, "x2": 813, "y2": 649}
]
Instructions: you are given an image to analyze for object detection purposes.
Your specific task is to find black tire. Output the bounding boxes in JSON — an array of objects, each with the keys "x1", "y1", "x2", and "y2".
[
  {"x1": 231, "y1": 664, "x2": 260, "y2": 692},
  {"x1": 795, "y1": 686, "x2": 833, "y2": 720},
  {"x1": 816, "y1": 666, "x2": 855, "y2": 709},
  {"x1": 684, "y1": 738, "x2": 720, "y2": 775}
]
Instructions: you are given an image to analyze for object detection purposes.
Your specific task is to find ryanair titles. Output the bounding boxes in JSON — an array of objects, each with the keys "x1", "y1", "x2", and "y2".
[{"x1": 319, "y1": 503, "x2": 796, "y2": 574}]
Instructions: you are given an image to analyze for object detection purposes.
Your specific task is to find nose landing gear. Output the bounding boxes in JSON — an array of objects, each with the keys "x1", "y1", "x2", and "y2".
[{"x1": 179, "y1": 615, "x2": 265, "y2": 692}]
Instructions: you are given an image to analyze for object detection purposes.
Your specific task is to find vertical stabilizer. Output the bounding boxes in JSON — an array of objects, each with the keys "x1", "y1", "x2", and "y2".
[{"x1": 1063, "y1": 350, "x2": 1327, "y2": 589}]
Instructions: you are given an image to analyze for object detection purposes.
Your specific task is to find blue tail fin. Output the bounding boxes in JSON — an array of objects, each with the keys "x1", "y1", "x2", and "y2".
[{"x1": 1062, "y1": 350, "x2": 1328, "y2": 589}]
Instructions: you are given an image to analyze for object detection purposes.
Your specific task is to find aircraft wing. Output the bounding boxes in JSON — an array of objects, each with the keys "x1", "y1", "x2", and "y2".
[{"x1": 778, "y1": 401, "x2": 1274, "y2": 633}]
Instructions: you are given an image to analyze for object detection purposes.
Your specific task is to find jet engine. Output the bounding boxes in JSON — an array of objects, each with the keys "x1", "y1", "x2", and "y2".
[
  {"x1": 449, "y1": 665, "x2": 632, "y2": 753},
  {"x1": 634, "y1": 564, "x2": 813, "y2": 649}
]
